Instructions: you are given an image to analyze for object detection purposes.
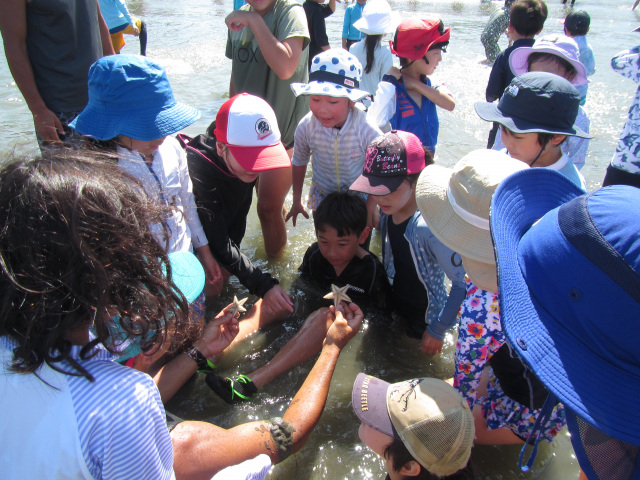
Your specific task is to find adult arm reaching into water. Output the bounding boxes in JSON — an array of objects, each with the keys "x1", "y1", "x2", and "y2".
[{"x1": 171, "y1": 303, "x2": 363, "y2": 479}]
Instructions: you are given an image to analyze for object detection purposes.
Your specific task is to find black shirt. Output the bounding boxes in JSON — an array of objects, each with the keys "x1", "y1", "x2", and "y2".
[
  {"x1": 299, "y1": 242, "x2": 390, "y2": 312},
  {"x1": 303, "y1": 0, "x2": 334, "y2": 67},
  {"x1": 485, "y1": 38, "x2": 536, "y2": 102},
  {"x1": 388, "y1": 216, "x2": 429, "y2": 337},
  {"x1": 183, "y1": 134, "x2": 278, "y2": 298}
]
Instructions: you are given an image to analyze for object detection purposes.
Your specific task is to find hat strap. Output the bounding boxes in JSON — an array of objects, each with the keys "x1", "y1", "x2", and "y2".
[
  {"x1": 558, "y1": 194, "x2": 640, "y2": 304},
  {"x1": 309, "y1": 70, "x2": 360, "y2": 89},
  {"x1": 446, "y1": 186, "x2": 490, "y2": 230},
  {"x1": 518, "y1": 393, "x2": 558, "y2": 472}
]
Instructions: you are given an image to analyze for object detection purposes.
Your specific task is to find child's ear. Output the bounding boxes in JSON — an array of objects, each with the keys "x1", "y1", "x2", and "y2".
[
  {"x1": 551, "y1": 135, "x2": 567, "y2": 146},
  {"x1": 216, "y1": 141, "x2": 226, "y2": 156},
  {"x1": 359, "y1": 226, "x2": 371, "y2": 245},
  {"x1": 398, "y1": 460, "x2": 422, "y2": 477}
]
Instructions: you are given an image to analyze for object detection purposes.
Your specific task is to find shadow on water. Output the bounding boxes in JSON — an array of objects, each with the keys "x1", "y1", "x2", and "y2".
[{"x1": 1, "y1": 0, "x2": 636, "y2": 478}]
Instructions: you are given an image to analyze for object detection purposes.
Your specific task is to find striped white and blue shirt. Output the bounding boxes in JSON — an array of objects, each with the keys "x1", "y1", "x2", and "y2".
[
  {"x1": 1, "y1": 336, "x2": 174, "y2": 479},
  {"x1": 292, "y1": 106, "x2": 382, "y2": 206}
]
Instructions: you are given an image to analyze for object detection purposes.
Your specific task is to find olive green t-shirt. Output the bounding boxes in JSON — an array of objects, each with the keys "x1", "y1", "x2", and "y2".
[{"x1": 226, "y1": 0, "x2": 310, "y2": 147}]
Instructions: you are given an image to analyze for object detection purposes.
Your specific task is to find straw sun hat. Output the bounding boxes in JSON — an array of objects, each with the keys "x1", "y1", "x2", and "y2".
[{"x1": 416, "y1": 149, "x2": 527, "y2": 264}]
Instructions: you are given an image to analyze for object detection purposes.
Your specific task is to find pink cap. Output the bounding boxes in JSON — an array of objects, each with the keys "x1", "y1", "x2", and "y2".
[
  {"x1": 214, "y1": 93, "x2": 290, "y2": 172},
  {"x1": 350, "y1": 130, "x2": 426, "y2": 196}
]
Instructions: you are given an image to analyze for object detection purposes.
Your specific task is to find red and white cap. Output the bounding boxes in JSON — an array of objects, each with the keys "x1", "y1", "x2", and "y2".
[{"x1": 214, "y1": 93, "x2": 291, "y2": 172}]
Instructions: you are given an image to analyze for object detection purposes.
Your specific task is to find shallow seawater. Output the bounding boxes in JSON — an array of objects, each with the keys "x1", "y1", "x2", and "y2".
[{"x1": 1, "y1": 0, "x2": 638, "y2": 478}]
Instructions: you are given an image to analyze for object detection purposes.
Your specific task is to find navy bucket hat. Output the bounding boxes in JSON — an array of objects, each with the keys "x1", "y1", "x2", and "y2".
[
  {"x1": 491, "y1": 168, "x2": 640, "y2": 477},
  {"x1": 70, "y1": 55, "x2": 200, "y2": 141},
  {"x1": 474, "y1": 72, "x2": 592, "y2": 138}
]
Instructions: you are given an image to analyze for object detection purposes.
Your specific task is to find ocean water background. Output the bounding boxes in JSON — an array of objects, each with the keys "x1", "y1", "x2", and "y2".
[{"x1": 1, "y1": 0, "x2": 638, "y2": 478}]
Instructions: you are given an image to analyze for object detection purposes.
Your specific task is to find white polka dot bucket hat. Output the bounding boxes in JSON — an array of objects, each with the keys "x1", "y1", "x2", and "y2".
[{"x1": 291, "y1": 48, "x2": 370, "y2": 102}]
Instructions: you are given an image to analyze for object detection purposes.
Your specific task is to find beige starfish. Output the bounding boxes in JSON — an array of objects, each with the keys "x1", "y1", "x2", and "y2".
[
  {"x1": 227, "y1": 295, "x2": 248, "y2": 317},
  {"x1": 323, "y1": 284, "x2": 352, "y2": 307}
]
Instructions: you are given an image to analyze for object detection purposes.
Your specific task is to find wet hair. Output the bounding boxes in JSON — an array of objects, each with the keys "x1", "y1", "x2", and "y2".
[
  {"x1": 364, "y1": 34, "x2": 383, "y2": 74},
  {"x1": 526, "y1": 52, "x2": 577, "y2": 82},
  {"x1": 384, "y1": 437, "x2": 475, "y2": 480},
  {"x1": 313, "y1": 191, "x2": 367, "y2": 237},
  {"x1": 0, "y1": 152, "x2": 191, "y2": 382},
  {"x1": 509, "y1": 0, "x2": 548, "y2": 37}
]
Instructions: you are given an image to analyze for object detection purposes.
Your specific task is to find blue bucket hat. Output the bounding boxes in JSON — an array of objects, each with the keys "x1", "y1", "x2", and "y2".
[
  {"x1": 70, "y1": 55, "x2": 200, "y2": 141},
  {"x1": 291, "y1": 48, "x2": 370, "y2": 102},
  {"x1": 474, "y1": 72, "x2": 592, "y2": 138},
  {"x1": 490, "y1": 168, "x2": 640, "y2": 476}
]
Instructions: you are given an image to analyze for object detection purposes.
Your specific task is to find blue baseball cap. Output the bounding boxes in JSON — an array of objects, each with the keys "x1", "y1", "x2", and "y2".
[
  {"x1": 70, "y1": 55, "x2": 200, "y2": 141},
  {"x1": 491, "y1": 168, "x2": 640, "y2": 476}
]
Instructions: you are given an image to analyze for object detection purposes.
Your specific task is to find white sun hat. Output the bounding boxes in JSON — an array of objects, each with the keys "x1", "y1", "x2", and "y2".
[
  {"x1": 291, "y1": 48, "x2": 370, "y2": 102},
  {"x1": 353, "y1": 0, "x2": 401, "y2": 35}
]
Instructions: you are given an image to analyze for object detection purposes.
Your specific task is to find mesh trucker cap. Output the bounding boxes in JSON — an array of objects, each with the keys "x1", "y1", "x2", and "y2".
[
  {"x1": 352, "y1": 374, "x2": 474, "y2": 477},
  {"x1": 350, "y1": 130, "x2": 426, "y2": 196},
  {"x1": 214, "y1": 93, "x2": 290, "y2": 173}
]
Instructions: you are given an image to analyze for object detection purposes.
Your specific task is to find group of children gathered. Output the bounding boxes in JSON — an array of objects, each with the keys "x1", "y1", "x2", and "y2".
[{"x1": 2, "y1": 0, "x2": 640, "y2": 479}]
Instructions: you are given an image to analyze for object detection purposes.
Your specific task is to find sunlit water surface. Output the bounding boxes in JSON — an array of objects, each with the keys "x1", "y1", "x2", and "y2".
[{"x1": 1, "y1": 0, "x2": 638, "y2": 478}]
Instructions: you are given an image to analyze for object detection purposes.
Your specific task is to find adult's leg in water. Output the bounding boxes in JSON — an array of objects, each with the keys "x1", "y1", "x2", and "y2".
[
  {"x1": 138, "y1": 20, "x2": 147, "y2": 56},
  {"x1": 481, "y1": 10, "x2": 508, "y2": 62}
]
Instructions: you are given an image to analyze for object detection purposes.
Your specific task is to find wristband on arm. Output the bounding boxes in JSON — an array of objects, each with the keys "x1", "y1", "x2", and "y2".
[{"x1": 186, "y1": 346, "x2": 216, "y2": 373}]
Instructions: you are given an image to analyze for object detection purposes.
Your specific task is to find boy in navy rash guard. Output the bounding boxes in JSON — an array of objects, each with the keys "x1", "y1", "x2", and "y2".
[{"x1": 299, "y1": 191, "x2": 390, "y2": 311}]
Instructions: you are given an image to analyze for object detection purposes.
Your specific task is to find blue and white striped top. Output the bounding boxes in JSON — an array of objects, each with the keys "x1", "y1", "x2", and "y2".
[{"x1": 1, "y1": 336, "x2": 174, "y2": 479}]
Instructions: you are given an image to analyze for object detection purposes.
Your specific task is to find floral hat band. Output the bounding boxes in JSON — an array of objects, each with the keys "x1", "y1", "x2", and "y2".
[{"x1": 309, "y1": 69, "x2": 360, "y2": 89}]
